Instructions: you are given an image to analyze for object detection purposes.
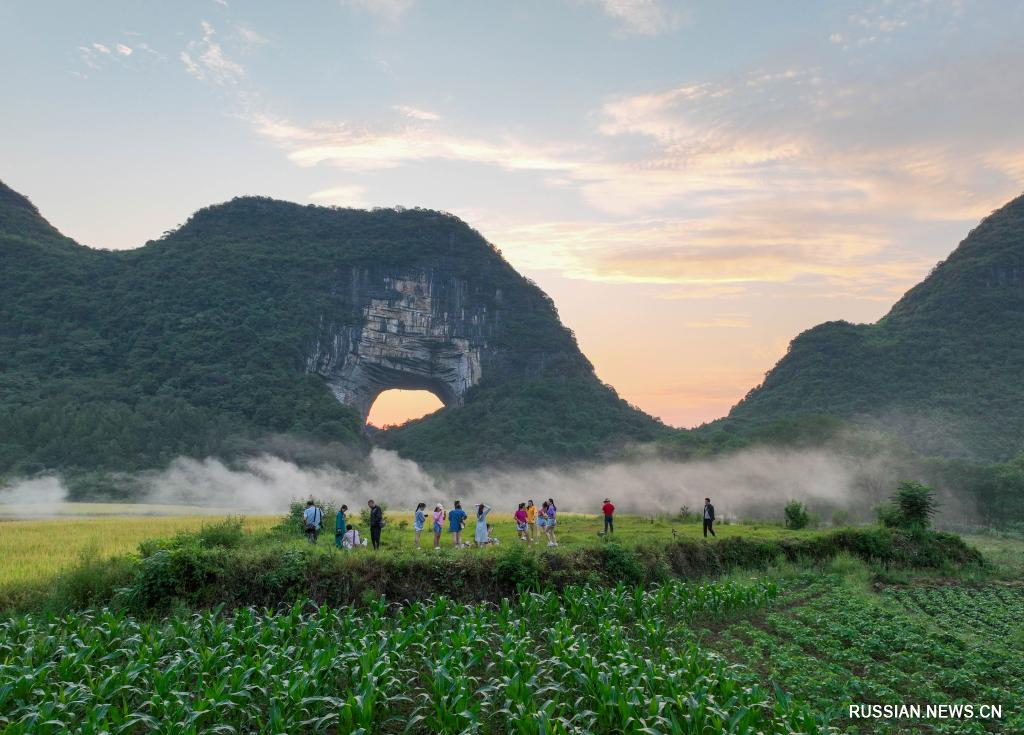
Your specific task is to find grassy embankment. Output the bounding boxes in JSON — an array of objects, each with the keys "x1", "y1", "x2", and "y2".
[{"x1": 0, "y1": 506, "x2": 988, "y2": 614}]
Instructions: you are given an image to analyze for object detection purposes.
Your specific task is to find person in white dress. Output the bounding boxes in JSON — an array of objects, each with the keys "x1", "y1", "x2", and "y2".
[{"x1": 474, "y1": 504, "x2": 491, "y2": 545}]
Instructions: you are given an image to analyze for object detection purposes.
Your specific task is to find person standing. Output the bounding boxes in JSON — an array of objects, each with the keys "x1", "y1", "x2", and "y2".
[
  {"x1": 414, "y1": 502, "x2": 427, "y2": 549},
  {"x1": 474, "y1": 503, "x2": 492, "y2": 546},
  {"x1": 601, "y1": 498, "x2": 615, "y2": 535},
  {"x1": 302, "y1": 500, "x2": 323, "y2": 544},
  {"x1": 432, "y1": 504, "x2": 446, "y2": 550},
  {"x1": 514, "y1": 503, "x2": 530, "y2": 541},
  {"x1": 545, "y1": 498, "x2": 558, "y2": 547},
  {"x1": 334, "y1": 504, "x2": 348, "y2": 548},
  {"x1": 526, "y1": 500, "x2": 538, "y2": 540},
  {"x1": 703, "y1": 497, "x2": 716, "y2": 538},
  {"x1": 448, "y1": 501, "x2": 467, "y2": 547},
  {"x1": 368, "y1": 499, "x2": 384, "y2": 550}
]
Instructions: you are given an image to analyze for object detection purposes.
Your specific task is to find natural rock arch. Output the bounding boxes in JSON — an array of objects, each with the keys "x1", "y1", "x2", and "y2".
[{"x1": 305, "y1": 269, "x2": 485, "y2": 424}]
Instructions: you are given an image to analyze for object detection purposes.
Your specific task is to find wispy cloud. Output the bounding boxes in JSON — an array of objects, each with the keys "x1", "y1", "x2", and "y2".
[
  {"x1": 235, "y1": 25, "x2": 270, "y2": 47},
  {"x1": 588, "y1": 0, "x2": 688, "y2": 35},
  {"x1": 76, "y1": 38, "x2": 151, "y2": 73},
  {"x1": 393, "y1": 104, "x2": 440, "y2": 121},
  {"x1": 180, "y1": 20, "x2": 245, "y2": 85},
  {"x1": 485, "y1": 214, "x2": 928, "y2": 290},
  {"x1": 251, "y1": 114, "x2": 580, "y2": 172}
]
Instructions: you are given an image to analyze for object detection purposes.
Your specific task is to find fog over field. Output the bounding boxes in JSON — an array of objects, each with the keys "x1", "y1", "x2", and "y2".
[{"x1": 2, "y1": 444, "x2": 941, "y2": 524}]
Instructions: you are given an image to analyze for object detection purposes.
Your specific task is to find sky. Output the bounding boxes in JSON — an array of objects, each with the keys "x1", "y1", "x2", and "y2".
[{"x1": 2, "y1": 0, "x2": 1024, "y2": 429}]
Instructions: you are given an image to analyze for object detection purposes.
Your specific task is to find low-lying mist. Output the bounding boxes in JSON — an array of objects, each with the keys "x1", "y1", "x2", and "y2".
[{"x1": 1, "y1": 442, "x2": 930, "y2": 524}]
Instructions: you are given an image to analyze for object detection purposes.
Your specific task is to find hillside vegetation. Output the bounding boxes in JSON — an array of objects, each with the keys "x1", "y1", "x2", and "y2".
[
  {"x1": 0, "y1": 181, "x2": 664, "y2": 487},
  {"x1": 721, "y1": 194, "x2": 1024, "y2": 462}
]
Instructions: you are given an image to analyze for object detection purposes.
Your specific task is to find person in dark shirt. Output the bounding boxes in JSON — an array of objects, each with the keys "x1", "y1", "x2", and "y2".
[
  {"x1": 368, "y1": 499, "x2": 384, "y2": 550},
  {"x1": 601, "y1": 498, "x2": 615, "y2": 535},
  {"x1": 703, "y1": 497, "x2": 716, "y2": 538}
]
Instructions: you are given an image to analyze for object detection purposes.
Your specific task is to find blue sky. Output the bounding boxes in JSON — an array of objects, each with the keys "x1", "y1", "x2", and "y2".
[{"x1": 2, "y1": 0, "x2": 1023, "y2": 427}]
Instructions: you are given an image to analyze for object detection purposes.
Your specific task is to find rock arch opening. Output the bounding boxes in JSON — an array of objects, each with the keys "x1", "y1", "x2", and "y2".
[{"x1": 366, "y1": 388, "x2": 446, "y2": 429}]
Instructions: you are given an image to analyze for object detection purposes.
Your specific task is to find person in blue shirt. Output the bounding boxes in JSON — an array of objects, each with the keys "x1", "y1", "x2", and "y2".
[
  {"x1": 302, "y1": 500, "x2": 323, "y2": 544},
  {"x1": 448, "y1": 500, "x2": 467, "y2": 547},
  {"x1": 414, "y1": 502, "x2": 426, "y2": 549}
]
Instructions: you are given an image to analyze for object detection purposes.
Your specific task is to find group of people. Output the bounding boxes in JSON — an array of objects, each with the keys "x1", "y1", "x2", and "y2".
[
  {"x1": 301, "y1": 497, "x2": 565, "y2": 549},
  {"x1": 301, "y1": 495, "x2": 719, "y2": 548}
]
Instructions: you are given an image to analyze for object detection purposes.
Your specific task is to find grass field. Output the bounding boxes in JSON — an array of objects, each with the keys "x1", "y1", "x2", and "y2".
[
  {"x1": 0, "y1": 505, "x2": 814, "y2": 589},
  {"x1": 0, "y1": 513, "x2": 279, "y2": 588}
]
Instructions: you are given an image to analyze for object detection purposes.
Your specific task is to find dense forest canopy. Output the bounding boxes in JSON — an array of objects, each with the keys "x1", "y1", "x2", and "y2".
[{"x1": 0, "y1": 181, "x2": 664, "y2": 484}]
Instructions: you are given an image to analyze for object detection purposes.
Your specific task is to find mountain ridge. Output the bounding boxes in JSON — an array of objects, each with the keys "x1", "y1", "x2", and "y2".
[
  {"x1": 0, "y1": 180, "x2": 667, "y2": 482},
  {"x1": 720, "y1": 191, "x2": 1024, "y2": 461}
]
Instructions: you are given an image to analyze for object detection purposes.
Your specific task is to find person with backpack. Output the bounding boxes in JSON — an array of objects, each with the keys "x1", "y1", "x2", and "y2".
[
  {"x1": 334, "y1": 504, "x2": 348, "y2": 548},
  {"x1": 302, "y1": 499, "x2": 323, "y2": 544},
  {"x1": 368, "y1": 499, "x2": 384, "y2": 550},
  {"x1": 448, "y1": 500, "x2": 467, "y2": 548}
]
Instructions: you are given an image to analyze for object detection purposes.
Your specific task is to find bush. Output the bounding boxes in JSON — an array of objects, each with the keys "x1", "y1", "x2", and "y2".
[
  {"x1": 494, "y1": 543, "x2": 541, "y2": 589},
  {"x1": 784, "y1": 501, "x2": 810, "y2": 530},
  {"x1": 600, "y1": 543, "x2": 645, "y2": 584},
  {"x1": 677, "y1": 505, "x2": 701, "y2": 523},
  {"x1": 876, "y1": 482, "x2": 940, "y2": 531},
  {"x1": 195, "y1": 516, "x2": 246, "y2": 549},
  {"x1": 894, "y1": 481, "x2": 939, "y2": 530},
  {"x1": 875, "y1": 501, "x2": 903, "y2": 528},
  {"x1": 831, "y1": 508, "x2": 852, "y2": 527}
]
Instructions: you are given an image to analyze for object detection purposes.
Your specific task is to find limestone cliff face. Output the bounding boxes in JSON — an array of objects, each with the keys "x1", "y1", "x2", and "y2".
[{"x1": 305, "y1": 268, "x2": 488, "y2": 420}]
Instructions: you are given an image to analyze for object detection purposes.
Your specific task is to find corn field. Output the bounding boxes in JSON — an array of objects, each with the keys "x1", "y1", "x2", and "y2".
[{"x1": 0, "y1": 578, "x2": 832, "y2": 734}]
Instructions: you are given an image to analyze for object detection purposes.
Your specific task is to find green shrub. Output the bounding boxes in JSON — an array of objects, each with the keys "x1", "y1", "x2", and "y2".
[
  {"x1": 830, "y1": 508, "x2": 852, "y2": 527},
  {"x1": 677, "y1": 505, "x2": 701, "y2": 523},
  {"x1": 195, "y1": 516, "x2": 246, "y2": 548},
  {"x1": 784, "y1": 500, "x2": 810, "y2": 530},
  {"x1": 875, "y1": 501, "x2": 903, "y2": 528},
  {"x1": 894, "y1": 481, "x2": 939, "y2": 530},
  {"x1": 600, "y1": 543, "x2": 645, "y2": 584},
  {"x1": 875, "y1": 482, "x2": 940, "y2": 531},
  {"x1": 493, "y1": 543, "x2": 541, "y2": 590}
]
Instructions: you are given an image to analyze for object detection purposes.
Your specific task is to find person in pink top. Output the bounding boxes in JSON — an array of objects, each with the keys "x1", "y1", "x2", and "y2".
[
  {"x1": 431, "y1": 504, "x2": 446, "y2": 550},
  {"x1": 514, "y1": 502, "x2": 530, "y2": 541}
]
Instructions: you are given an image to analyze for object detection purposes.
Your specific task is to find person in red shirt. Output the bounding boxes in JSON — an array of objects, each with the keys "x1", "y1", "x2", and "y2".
[{"x1": 601, "y1": 498, "x2": 615, "y2": 534}]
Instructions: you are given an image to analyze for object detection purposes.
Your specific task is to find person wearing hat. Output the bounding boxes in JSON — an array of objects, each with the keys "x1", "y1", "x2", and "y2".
[{"x1": 601, "y1": 498, "x2": 615, "y2": 535}]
